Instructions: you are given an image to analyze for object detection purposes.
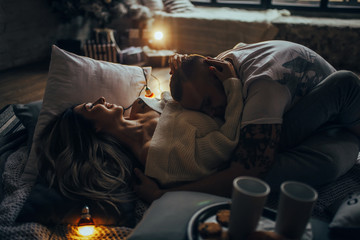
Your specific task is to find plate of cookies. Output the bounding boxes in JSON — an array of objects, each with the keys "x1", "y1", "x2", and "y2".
[
  {"x1": 187, "y1": 202, "x2": 232, "y2": 240},
  {"x1": 187, "y1": 202, "x2": 278, "y2": 240}
]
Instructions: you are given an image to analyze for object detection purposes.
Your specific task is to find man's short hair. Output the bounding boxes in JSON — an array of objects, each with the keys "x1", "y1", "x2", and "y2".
[{"x1": 170, "y1": 55, "x2": 204, "y2": 102}]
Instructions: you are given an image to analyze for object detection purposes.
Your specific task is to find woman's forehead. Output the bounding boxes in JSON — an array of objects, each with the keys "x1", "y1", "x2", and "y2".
[{"x1": 73, "y1": 103, "x2": 85, "y2": 114}]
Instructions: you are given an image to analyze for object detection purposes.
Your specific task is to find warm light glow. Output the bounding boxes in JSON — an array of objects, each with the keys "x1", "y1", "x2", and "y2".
[
  {"x1": 77, "y1": 206, "x2": 95, "y2": 237},
  {"x1": 78, "y1": 226, "x2": 95, "y2": 236},
  {"x1": 154, "y1": 31, "x2": 164, "y2": 40},
  {"x1": 145, "y1": 86, "x2": 155, "y2": 98}
]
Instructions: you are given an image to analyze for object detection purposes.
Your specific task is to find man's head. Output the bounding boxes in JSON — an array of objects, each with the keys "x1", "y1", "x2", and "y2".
[{"x1": 170, "y1": 55, "x2": 227, "y2": 118}]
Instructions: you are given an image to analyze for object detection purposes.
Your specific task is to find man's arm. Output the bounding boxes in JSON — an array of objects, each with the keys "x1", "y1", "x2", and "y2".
[
  {"x1": 232, "y1": 123, "x2": 282, "y2": 176},
  {"x1": 134, "y1": 123, "x2": 281, "y2": 202}
]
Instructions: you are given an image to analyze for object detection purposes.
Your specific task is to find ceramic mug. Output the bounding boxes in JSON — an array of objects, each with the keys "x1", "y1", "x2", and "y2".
[
  {"x1": 228, "y1": 176, "x2": 271, "y2": 240},
  {"x1": 275, "y1": 181, "x2": 318, "y2": 240}
]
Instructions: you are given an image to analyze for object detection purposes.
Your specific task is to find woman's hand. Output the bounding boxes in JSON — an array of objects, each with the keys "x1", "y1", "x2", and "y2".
[
  {"x1": 169, "y1": 53, "x2": 188, "y2": 75},
  {"x1": 205, "y1": 58, "x2": 237, "y2": 82},
  {"x1": 133, "y1": 168, "x2": 164, "y2": 203}
]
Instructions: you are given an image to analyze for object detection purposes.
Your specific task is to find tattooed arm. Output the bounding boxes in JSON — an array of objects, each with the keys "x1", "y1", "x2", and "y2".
[
  {"x1": 231, "y1": 124, "x2": 282, "y2": 177},
  {"x1": 134, "y1": 123, "x2": 282, "y2": 202}
]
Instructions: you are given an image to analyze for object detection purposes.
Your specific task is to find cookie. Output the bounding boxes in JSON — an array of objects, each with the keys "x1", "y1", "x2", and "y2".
[
  {"x1": 216, "y1": 209, "x2": 230, "y2": 227},
  {"x1": 198, "y1": 222, "x2": 222, "y2": 238}
]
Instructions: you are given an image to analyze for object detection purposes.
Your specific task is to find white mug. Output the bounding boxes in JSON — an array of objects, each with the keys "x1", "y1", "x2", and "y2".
[
  {"x1": 275, "y1": 181, "x2": 318, "y2": 240},
  {"x1": 228, "y1": 176, "x2": 271, "y2": 240}
]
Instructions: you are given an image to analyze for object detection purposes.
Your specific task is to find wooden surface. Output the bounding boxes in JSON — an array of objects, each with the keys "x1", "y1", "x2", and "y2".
[
  {"x1": 0, "y1": 61, "x2": 49, "y2": 109},
  {"x1": 0, "y1": 61, "x2": 171, "y2": 109}
]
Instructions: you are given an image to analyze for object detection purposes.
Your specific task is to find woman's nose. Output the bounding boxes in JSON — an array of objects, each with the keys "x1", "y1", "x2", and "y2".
[{"x1": 93, "y1": 97, "x2": 106, "y2": 106}]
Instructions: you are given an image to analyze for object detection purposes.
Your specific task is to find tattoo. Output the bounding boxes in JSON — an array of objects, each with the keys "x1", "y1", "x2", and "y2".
[
  {"x1": 275, "y1": 48, "x2": 333, "y2": 103},
  {"x1": 231, "y1": 124, "x2": 281, "y2": 175}
]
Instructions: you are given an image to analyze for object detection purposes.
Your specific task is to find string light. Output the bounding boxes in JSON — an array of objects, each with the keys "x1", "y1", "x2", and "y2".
[
  {"x1": 77, "y1": 206, "x2": 95, "y2": 237},
  {"x1": 145, "y1": 86, "x2": 155, "y2": 98}
]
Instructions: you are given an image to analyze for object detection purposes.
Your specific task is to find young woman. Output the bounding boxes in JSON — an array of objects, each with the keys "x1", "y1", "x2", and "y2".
[{"x1": 37, "y1": 96, "x2": 162, "y2": 217}]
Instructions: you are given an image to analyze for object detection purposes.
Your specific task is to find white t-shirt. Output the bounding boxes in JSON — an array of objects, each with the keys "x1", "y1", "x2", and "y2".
[{"x1": 217, "y1": 40, "x2": 336, "y2": 127}]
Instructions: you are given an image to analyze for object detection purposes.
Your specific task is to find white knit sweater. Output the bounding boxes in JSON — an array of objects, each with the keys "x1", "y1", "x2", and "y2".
[{"x1": 145, "y1": 77, "x2": 244, "y2": 186}]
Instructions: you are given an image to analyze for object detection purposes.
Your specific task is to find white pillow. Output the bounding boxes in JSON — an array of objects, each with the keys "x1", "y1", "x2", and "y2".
[{"x1": 21, "y1": 45, "x2": 150, "y2": 184}]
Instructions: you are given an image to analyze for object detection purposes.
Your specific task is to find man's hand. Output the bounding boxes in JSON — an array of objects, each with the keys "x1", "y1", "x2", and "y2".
[
  {"x1": 133, "y1": 168, "x2": 164, "y2": 203},
  {"x1": 169, "y1": 53, "x2": 188, "y2": 75},
  {"x1": 205, "y1": 58, "x2": 237, "y2": 82}
]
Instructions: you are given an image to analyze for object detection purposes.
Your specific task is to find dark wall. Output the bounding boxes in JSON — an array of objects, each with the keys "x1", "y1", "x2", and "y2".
[{"x1": 0, "y1": 0, "x2": 91, "y2": 71}]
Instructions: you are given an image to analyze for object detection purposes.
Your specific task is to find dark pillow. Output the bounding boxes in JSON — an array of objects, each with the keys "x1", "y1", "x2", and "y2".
[
  {"x1": 12, "y1": 100, "x2": 42, "y2": 148},
  {"x1": 128, "y1": 191, "x2": 228, "y2": 240},
  {"x1": 16, "y1": 177, "x2": 136, "y2": 227},
  {"x1": 328, "y1": 191, "x2": 360, "y2": 237}
]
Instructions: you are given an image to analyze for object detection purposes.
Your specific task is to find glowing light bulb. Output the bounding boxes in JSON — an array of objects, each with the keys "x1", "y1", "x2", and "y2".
[
  {"x1": 77, "y1": 206, "x2": 95, "y2": 237},
  {"x1": 145, "y1": 86, "x2": 155, "y2": 98},
  {"x1": 154, "y1": 31, "x2": 163, "y2": 41},
  {"x1": 78, "y1": 226, "x2": 95, "y2": 236}
]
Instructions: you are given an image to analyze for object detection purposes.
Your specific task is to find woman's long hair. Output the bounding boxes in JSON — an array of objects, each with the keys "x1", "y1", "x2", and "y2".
[{"x1": 37, "y1": 106, "x2": 136, "y2": 212}]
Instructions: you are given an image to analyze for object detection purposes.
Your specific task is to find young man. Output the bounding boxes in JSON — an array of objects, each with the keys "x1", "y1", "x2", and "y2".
[{"x1": 134, "y1": 40, "x2": 360, "y2": 203}]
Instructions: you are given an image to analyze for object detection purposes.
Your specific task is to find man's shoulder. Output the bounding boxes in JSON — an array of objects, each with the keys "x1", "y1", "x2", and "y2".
[{"x1": 218, "y1": 40, "x2": 309, "y2": 59}]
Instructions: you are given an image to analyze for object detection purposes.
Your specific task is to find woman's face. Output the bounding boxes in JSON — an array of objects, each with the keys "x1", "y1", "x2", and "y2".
[
  {"x1": 74, "y1": 97, "x2": 157, "y2": 134},
  {"x1": 74, "y1": 97, "x2": 126, "y2": 133}
]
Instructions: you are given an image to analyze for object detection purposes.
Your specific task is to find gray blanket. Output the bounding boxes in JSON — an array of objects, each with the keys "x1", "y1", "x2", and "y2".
[
  {"x1": 0, "y1": 105, "x2": 145, "y2": 239},
  {"x1": 0, "y1": 146, "x2": 141, "y2": 239}
]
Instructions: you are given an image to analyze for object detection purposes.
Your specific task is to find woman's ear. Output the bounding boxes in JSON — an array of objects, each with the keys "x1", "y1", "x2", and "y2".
[{"x1": 94, "y1": 123, "x2": 103, "y2": 133}]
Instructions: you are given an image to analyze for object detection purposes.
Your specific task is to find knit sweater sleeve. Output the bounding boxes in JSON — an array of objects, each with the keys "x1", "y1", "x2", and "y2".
[{"x1": 145, "y1": 78, "x2": 243, "y2": 186}]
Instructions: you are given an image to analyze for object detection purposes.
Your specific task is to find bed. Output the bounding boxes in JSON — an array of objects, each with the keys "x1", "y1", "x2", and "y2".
[
  {"x1": 152, "y1": 7, "x2": 288, "y2": 57},
  {"x1": 1, "y1": 45, "x2": 360, "y2": 240}
]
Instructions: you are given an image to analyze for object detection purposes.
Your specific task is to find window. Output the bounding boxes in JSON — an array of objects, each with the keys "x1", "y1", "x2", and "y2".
[
  {"x1": 328, "y1": 0, "x2": 360, "y2": 8},
  {"x1": 272, "y1": 0, "x2": 321, "y2": 7},
  {"x1": 216, "y1": 0, "x2": 261, "y2": 4},
  {"x1": 190, "y1": 0, "x2": 360, "y2": 12}
]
